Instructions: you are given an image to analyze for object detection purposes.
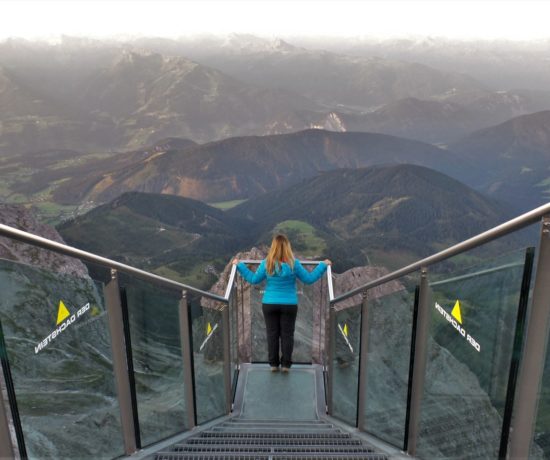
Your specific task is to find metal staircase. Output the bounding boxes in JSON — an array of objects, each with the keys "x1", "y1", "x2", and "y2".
[
  {"x1": 153, "y1": 419, "x2": 388, "y2": 459},
  {"x1": 150, "y1": 364, "x2": 391, "y2": 460}
]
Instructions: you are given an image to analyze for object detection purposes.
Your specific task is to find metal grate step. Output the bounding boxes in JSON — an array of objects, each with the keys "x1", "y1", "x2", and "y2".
[
  {"x1": 156, "y1": 454, "x2": 387, "y2": 460},
  {"x1": 198, "y1": 432, "x2": 352, "y2": 439},
  {"x1": 228, "y1": 419, "x2": 327, "y2": 424},
  {"x1": 184, "y1": 438, "x2": 363, "y2": 446},
  {"x1": 155, "y1": 454, "x2": 269, "y2": 460},
  {"x1": 172, "y1": 445, "x2": 376, "y2": 454},
  {"x1": 221, "y1": 421, "x2": 334, "y2": 427},
  {"x1": 210, "y1": 427, "x2": 339, "y2": 433}
]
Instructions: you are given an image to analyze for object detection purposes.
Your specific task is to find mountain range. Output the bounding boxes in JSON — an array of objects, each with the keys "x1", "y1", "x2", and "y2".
[
  {"x1": 140, "y1": 36, "x2": 488, "y2": 109},
  {"x1": 57, "y1": 164, "x2": 511, "y2": 282},
  {"x1": 138, "y1": 36, "x2": 550, "y2": 143},
  {"x1": 4, "y1": 37, "x2": 549, "y2": 157},
  {"x1": 452, "y1": 110, "x2": 550, "y2": 210},
  {"x1": 0, "y1": 45, "x2": 322, "y2": 154},
  {"x1": 57, "y1": 192, "x2": 247, "y2": 286},
  {"x1": 228, "y1": 164, "x2": 511, "y2": 268},
  {"x1": 43, "y1": 129, "x2": 467, "y2": 205},
  {"x1": 8, "y1": 108, "x2": 550, "y2": 215}
]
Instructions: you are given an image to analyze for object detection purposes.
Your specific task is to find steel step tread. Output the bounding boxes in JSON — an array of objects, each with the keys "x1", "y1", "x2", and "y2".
[
  {"x1": 221, "y1": 421, "x2": 333, "y2": 427},
  {"x1": 155, "y1": 454, "x2": 387, "y2": 460},
  {"x1": 170, "y1": 445, "x2": 376, "y2": 453},
  {"x1": 229, "y1": 419, "x2": 325, "y2": 424},
  {"x1": 210, "y1": 427, "x2": 340, "y2": 433},
  {"x1": 184, "y1": 438, "x2": 364, "y2": 446},
  {"x1": 198, "y1": 432, "x2": 352, "y2": 439}
]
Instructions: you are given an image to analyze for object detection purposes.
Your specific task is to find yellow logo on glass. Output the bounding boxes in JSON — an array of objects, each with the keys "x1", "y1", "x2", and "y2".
[
  {"x1": 206, "y1": 322, "x2": 213, "y2": 335},
  {"x1": 56, "y1": 301, "x2": 70, "y2": 325},
  {"x1": 451, "y1": 300, "x2": 462, "y2": 324},
  {"x1": 343, "y1": 323, "x2": 349, "y2": 337}
]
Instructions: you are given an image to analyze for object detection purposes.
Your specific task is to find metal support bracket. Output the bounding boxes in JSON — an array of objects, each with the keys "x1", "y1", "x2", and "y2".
[
  {"x1": 406, "y1": 267, "x2": 431, "y2": 456},
  {"x1": 327, "y1": 304, "x2": 336, "y2": 416},
  {"x1": 179, "y1": 291, "x2": 197, "y2": 429},
  {"x1": 104, "y1": 270, "x2": 138, "y2": 455},
  {"x1": 221, "y1": 302, "x2": 232, "y2": 414},
  {"x1": 357, "y1": 290, "x2": 370, "y2": 432}
]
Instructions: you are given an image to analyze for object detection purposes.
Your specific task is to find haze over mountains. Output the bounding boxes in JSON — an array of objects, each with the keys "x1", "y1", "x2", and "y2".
[
  {"x1": 1, "y1": 34, "x2": 549, "y2": 265},
  {"x1": 1, "y1": 32, "x2": 549, "y2": 460},
  {"x1": 3, "y1": 35, "x2": 550, "y2": 157}
]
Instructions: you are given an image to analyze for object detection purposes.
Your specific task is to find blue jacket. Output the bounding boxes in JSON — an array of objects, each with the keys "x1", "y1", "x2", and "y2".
[{"x1": 237, "y1": 259, "x2": 327, "y2": 305}]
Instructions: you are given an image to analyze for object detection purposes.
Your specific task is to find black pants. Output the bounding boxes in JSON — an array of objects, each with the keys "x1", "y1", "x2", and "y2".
[{"x1": 262, "y1": 303, "x2": 298, "y2": 368}]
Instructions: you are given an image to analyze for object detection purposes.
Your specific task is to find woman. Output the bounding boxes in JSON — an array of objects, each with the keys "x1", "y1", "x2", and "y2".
[{"x1": 232, "y1": 234, "x2": 331, "y2": 372}]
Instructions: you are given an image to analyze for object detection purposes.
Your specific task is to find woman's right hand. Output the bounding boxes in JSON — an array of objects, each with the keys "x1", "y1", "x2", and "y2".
[
  {"x1": 324, "y1": 259, "x2": 332, "y2": 266},
  {"x1": 232, "y1": 258, "x2": 239, "y2": 265}
]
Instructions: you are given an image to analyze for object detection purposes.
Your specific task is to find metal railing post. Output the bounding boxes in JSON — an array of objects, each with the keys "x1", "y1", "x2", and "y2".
[
  {"x1": 327, "y1": 304, "x2": 336, "y2": 415},
  {"x1": 509, "y1": 216, "x2": 550, "y2": 459},
  {"x1": 357, "y1": 290, "x2": 369, "y2": 431},
  {"x1": 406, "y1": 268, "x2": 431, "y2": 456},
  {"x1": 179, "y1": 291, "x2": 197, "y2": 429},
  {"x1": 222, "y1": 302, "x2": 232, "y2": 413},
  {"x1": 0, "y1": 373, "x2": 15, "y2": 459},
  {"x1": 103, "y1": 270, "x2": 138, "y2": 455}
]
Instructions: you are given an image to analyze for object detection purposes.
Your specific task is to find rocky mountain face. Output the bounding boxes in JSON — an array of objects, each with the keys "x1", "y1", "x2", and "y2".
[
  {"x1": 49, "y1": 129, "x2": 466, "y2": 205},
  {"x1": 0, "y1": 203, "x2": 87, "y2": 276}
]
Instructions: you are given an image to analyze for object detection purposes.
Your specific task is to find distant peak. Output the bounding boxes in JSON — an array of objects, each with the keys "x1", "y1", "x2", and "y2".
[{"x1": 272, "y1": 38, "x2": 297, "y2": 52}]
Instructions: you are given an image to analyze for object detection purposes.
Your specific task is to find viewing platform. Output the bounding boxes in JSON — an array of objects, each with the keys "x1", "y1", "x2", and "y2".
[{"x1": 1, "y1": 203, "x2": 550, "y2": 459}]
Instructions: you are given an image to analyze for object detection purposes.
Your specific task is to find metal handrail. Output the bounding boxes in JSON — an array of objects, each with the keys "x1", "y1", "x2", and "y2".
[
  {"x1": 238, "y1": 259, "x2": 326, "y2": 265},
  {"x1": 332, "y1": 202, "x2": 550, "y2": 303},
  {"x1": 224, "y1": 264, "x2": 238, "y2": 300},
  {"x1": 236, "y1": 259, "x2": 333, "y2": 296},
  {"x1": 0, "y1": 223, "x2": 226, "y2": 302}
]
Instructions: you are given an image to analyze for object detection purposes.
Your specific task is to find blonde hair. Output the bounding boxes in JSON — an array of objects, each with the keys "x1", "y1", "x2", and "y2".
[{"x1": 266, "y1": 234, "x2": 295, "y2": 275}]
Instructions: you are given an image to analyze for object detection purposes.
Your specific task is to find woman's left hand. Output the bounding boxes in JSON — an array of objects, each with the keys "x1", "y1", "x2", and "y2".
[
  {"x1": 232, "y1": 258, "x2": 239, "y2": 265},
  {"x1": 324, "y1": 259, "x2": 332, "y2": 265}
]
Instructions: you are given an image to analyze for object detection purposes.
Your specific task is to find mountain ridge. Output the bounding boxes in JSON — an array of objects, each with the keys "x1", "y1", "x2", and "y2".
[{"x1": 48, "y1": 129, "x2": 469, "y2": 205}]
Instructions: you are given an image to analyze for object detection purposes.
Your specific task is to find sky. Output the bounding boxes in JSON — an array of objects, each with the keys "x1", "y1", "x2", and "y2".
[{"x1": 0, "y1": 0, "x2": 549, "y2": 42}]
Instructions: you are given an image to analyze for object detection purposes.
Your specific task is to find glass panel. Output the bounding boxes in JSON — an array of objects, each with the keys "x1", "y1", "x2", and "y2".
[
  {"x1": 0, "y1": 258, "x2": 123, "y2": 459},
  {"x1": 531, "y1": 320, "x2": 550, "y2": 458},
  {"x1": 362, "y1": 281, "x2": 416, "y2": 448},
  {"x1": 240, "y1": 367, "x2": 317, "y2": 420},
  {"x1": 417, "y1": 249, "x2": 530, "y2": 460},
  {"x1": 120, "y1": 276, "x2": 188, "y2": 447},
  {"x1": 332, "y1": 302, "x2": 361, "y2": 425},
  {"x1": 190, "y1": 293, "x2": 226, "y2": 424},
  {"x1": 249, "y1": 264, "x2": 319, "y2": 364},
  {"x1": 229, "y1": 288, "x2": 239, "y2": 398}
]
